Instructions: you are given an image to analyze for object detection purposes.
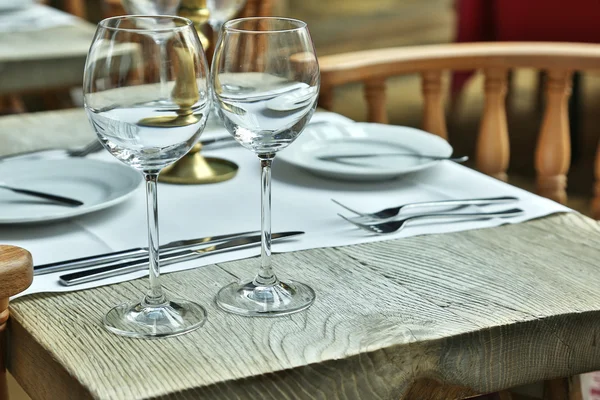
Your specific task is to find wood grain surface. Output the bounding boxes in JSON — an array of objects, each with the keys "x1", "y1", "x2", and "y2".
[
  {"x1": 7, "y1": 213, "x2": 600, "y2": 399},
  {"x1": 1, "y1": 246, "x2": 33, "y2": 400}
]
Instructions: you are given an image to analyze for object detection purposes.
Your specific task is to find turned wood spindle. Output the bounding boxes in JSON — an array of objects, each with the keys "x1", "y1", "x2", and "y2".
[
  {"x1": 318, "y1": 85, "x2": 334, "y2": 111},
  {"x1": 62, "y1": 0, "x2": 86, "y2": 18},
  {"x1": 364, "y1": 78, "x2": 388, "y2": 124},
  {"x1": 0, "y1": 246, "x2": 33, "y2": 400},
  {"x1": 592, "y1": 142, "x2": 600, "y2": 220},
  {"x1": 535, "y1": 69, "x2": 572, "y2": 204},
  {"x1": 421, "y1": 70, "x2": 448, "y2": 140},
  {"x1": 476, "y1": 68, "x2": 510, "y2": 181}
]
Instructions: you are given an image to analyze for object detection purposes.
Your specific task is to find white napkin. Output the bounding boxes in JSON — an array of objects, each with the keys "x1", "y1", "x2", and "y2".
[
  {"x1": 0, "y1": 3, "x2": 77, "y2": 33},
  {"x1": 2, "y1": 111, "x2": 571, "y2": 298}
]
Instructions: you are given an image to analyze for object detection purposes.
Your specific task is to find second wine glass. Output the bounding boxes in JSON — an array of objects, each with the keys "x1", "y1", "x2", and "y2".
[{"x1": 211, "y1": 17, "x2": 320, "y2": 316}]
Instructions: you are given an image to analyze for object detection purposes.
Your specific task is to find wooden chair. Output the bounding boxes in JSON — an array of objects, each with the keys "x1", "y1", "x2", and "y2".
[
  {"x1": 317, "y1": 42, "x2": 600, "y2": 220},
  {"x1": 0, "y1": 246, "x2": 33, "y2": 400}
]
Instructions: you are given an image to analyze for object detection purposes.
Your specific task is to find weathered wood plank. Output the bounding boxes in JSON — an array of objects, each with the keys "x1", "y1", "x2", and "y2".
[{"x1": 8, "y1": 213, "x2": 600, "y2": 399}]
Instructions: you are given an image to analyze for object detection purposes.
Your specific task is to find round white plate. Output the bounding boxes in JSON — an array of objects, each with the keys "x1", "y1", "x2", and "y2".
[
  {"x1": 0, "y1": 158, "x2": 142, "y2": 224},
  {"x1": 278, "y1": 122, "x2": 453, "y2": 181},
  {"x1": 266, "y1": 86, "x2": 317, "y2": 112}
]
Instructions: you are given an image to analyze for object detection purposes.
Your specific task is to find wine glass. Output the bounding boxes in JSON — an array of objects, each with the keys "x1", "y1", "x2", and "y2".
[
  {"x1": 121, "y1": 1, "x2": 183, "y2": 101},
  {"x1": 121, "y1": 0, "x2": 181, "y2": 15},
  {"x1": 211, "y1": 17, "x2": 319, "y2": 316},
  {"x1": 206, "y1": 0, "x2": 246, "y2": 40},
  {"x1": 83, "y1": 16, "x2": 210, "y2": 337}
]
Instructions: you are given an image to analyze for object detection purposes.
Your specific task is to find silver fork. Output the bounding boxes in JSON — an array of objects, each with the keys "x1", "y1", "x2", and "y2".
[
  {"x1": 0, "y1": 140, "x2": 104, "y2": 161},
  {"x1": 339, "y1": 208, "x2": 524, "y2": 234},
  {"x1": 67, "y1": 140, "x2": 104, "y2": 157},
  {"x1": 332, "y1": 196, "x2": 519, "y2": 222}
]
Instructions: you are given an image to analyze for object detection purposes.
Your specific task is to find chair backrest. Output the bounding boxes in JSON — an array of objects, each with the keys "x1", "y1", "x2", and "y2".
[
  {"x1": 316, "y1": 42, "x2": 600, "y2": 217},
  {"x1": 0, "y1": 246, "x2": 33, "y2": 400}
]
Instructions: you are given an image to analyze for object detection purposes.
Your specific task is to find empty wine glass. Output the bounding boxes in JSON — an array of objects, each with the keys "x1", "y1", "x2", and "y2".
[
  {"x1": 121, "y1": 0, "x2": 181, "y2": 15},
  {"x1": 206, "y1": 0, "x2": 246, "y2": 40},
  {"x1": 83, "y1": 16, "x2": 210, "y2": 337},
  {"x1": 211, "y1": 17, "x2": 319, "y2": 316},
  {"x1": 121, "y1": 0, "x2": 183, "y2": 100}
]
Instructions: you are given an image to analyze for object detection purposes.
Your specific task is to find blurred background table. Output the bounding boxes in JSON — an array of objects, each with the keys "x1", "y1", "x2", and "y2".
[
  {"x1": 0, "y1": 3, "x2": 95, "y2": 113},
  {"x1": 0, "y1": 21, "x2": 95, "y2": 96}
]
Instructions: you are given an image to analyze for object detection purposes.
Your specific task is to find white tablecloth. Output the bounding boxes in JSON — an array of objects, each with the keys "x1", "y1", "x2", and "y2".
[{"x1": 0, "y1": 112, "x2": 571, "y2": 297}]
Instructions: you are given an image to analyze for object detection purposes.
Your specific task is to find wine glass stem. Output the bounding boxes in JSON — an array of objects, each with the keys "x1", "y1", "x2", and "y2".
[
  {"x1": 211, "y1": 22, "x2": 223, "y2": 50},
  {"x1": 143, "y1": 171, "x2": 166, "y2": 305},
  {"x1": 255, "y1": 155, "x2": 277, "y2": 287},
  {"x1": 156, "y1": 39, "x2": 169, "y2": 99}
]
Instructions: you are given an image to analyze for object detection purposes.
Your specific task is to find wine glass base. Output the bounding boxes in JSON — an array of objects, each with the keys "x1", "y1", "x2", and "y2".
[
  {"x1": 215, "y1": 279, "x2": 315, "y2": 317},
  {"x1": 103, "y1": 298, "x2": 207, "y2": 338}
]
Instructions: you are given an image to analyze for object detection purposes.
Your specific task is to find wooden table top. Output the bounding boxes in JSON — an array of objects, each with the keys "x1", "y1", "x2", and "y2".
[
  {"x1": 3, "y1": 110, "x2": 600, "y2": 399},
  {"x1": 0, "y1": 21, "x2": 96, "y2": 94}
]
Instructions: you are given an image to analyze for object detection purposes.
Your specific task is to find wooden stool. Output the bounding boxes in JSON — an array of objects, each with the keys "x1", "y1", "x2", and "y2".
[{"x1": 0, "y1": 246, "x2": 33, "y2": 400}]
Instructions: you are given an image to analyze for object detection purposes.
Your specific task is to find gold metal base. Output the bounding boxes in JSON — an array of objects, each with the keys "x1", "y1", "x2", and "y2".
[
  {"x1": 159, "y1": 143, "x2": 238, "y2": 184},
  {"x1": 138, "y1": 113, "x2": 201, "y2": 128}
]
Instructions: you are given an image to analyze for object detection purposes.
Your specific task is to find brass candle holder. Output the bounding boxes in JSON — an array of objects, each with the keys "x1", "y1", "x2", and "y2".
[{"x1": 156, "y1": 1, "x2": 238, "y2": 184}]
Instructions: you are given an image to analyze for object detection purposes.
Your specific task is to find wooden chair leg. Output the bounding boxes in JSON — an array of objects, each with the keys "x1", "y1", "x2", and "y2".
[
  {"x1": 535, "y1": 69, "x2": 572, "y2": 204},
  {"x1": 543, "y1": 376, "x2": 582, "y2": 400},
  {"x1": 1, "y1": 299, "x2": 7, "y2": 400},
  {"x1": 0, "y1": 246, "x2": 34, "y2": 400},
  {"x1": 592, "y1": 141, "x2": 600, "y2": 220},
  {"x1": 0, "y1": 95, "x2": 26, "y2": 115},
  {"x1": 496, "y1": 390, "x2": 513, "y2": 400},
  {"x1": 476, "y1": 68, "x2": 510, "y2": 182},
  {"x1": 421, "y1": 70, "x2": 448, "y2": 140},
  {"x1": 364, "y1": 78, "x2": 388, "y2": 124}
]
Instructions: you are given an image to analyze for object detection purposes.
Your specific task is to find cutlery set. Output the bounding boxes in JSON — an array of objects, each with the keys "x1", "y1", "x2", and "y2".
[
  {"x1": 36, "y1": 196, "x2": 523, "y2": 286},
  {"x1": 39, "y1": 230, "x2": 302, "y2": 286},
  {"x1": 58, "y1": 231, "x2": 302, "y2": 286},
  {"x1": 333, "y1": 196, "x2": 523, "y2": 234}
]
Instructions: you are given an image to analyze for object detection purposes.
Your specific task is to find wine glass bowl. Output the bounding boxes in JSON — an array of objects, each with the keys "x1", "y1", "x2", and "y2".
[
  {"x1": 206, "y1": 0, "x2": 246, "y2": 34},
  {"x1": 83, "y1": 15, "x2": 210, "y2": 337},
  {"x1": 121, "y1": 0, "x2": 182, "y2": 15},
  {"x1": 211, "y1": 17, "x2": 319, "y2": 316}
]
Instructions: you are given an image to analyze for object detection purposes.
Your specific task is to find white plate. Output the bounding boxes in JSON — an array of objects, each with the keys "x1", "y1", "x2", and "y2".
[
  {"x1": 0, "y1": 159, "x2": 142, "y2": 224},
  {"x1": 278, "y1": 122, "x2": 453, "y2": 181},
  {"x1": 266, "y1": 86, "x2": 318, "y2": 112}
]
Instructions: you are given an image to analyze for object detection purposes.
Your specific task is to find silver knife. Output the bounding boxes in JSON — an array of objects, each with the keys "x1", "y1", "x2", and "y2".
[
  {"x1": 34, "y1": 230, "x2": 258, "y2": 275},
  {"x1": 0, "y1": 183, "x2": 84, "y2": 207},
  {"x1": 318, "y1": 154, "x2": 469, "y2": 162},
  {"x1": 59, "y1": 231, "x2": 303, "y2": 286}
]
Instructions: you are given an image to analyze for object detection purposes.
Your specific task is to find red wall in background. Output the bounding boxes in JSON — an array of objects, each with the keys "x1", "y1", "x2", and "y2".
[{"x1": 456, "y1": 0, "x2": 600, "y2": 43}]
